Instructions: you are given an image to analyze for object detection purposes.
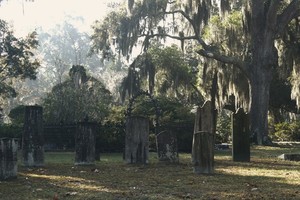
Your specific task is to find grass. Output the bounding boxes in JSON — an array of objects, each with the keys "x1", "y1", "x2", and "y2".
[{"x1": 0, "y1": 146, "x2": 299, "y2": 200}]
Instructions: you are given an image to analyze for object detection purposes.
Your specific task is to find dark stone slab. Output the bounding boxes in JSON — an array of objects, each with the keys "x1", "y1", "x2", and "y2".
[
  {"x1": 0, "y1": 138, "x2": 18, "y2": 180},
  {"x1": 75, "y1": 122, "x2": 96, "y2": 165},
  {"x1": 22, "y1": 106, "x2": 44, "y2": 167},
  {"x1": 125, "y1": 116, "x2": 149, "y2": 164},
  {"x1": 232, "y1": 108, "x2": 250, "y2": 162}
]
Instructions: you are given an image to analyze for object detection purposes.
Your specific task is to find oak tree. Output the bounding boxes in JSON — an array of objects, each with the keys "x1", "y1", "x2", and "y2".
[{"x1": 91, "y1": 0, "x2": 300, "y2": 145}]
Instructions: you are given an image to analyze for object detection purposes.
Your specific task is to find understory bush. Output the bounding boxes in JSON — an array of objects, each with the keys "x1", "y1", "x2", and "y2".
[
  {"x1": 216, "y1": 111, "x2": 232, "y2": 143},
  {"x1": 272, "y1": 121, "x2": 300, "y2": 141},
  {"x1": 0, "y1": 124, "x2": 22, "y2": 139}
]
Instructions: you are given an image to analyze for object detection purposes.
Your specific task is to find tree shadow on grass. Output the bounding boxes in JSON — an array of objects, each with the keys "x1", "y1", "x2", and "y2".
[
  {"x1": 1, "y1": 158, "x2": 299, "y2": 200},
  {"x1": 215, "y1": 156, "x2": 300, "y2": 172}
]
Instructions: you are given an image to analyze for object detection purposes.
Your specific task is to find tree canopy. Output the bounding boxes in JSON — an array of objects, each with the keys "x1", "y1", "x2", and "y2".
[
  {"x1": 91, "y1": 0, "x2": 300, "y2": 145},
  {"x1": 43, "y1": 65, "x2": 112, "y2": 123},
  {"x1": 0, "y1": 19, "x2": 40, "y2": 100},
  {"x1": 120, "y1": 44, "x2": 200, "y2": 103}
]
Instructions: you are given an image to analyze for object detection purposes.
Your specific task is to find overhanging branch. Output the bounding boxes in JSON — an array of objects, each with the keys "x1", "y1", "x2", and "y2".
[
  {"x1": 164, "y1": 10, "x2": 209, "y2": 48},
  {"x1": 276, "y1": 0, "x2": 300, "y2": 37},
  {"x1": 196, "y1": 49, "x2": 248, "y2": 77},
  {"x1": 139, "y1": 33, "x2": 198, "y2": 41},
  {"x1": 141, "y1": 7, "x2": 247, "y2": 77}
]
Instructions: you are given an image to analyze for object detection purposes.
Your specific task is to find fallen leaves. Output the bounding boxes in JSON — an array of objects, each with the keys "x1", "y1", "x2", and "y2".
[
  {"x1": 65, "y1": 191, "x2": 78, "y2": 196},
  {"x1": 0, "y1": 149, "x2": 299, "y2": 200}
]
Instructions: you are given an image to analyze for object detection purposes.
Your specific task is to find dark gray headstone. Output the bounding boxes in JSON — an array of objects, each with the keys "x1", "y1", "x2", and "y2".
[
  {"x1": 232, "y1": 108, "x2": 250, "y2": 162},
  {"x1": 75, "y1": 122, "x2": 96, "y2": 165},
  {"x1": 0, "y1": 138, "x2": 18, "y2": 180},
  {"x1": 278, "y1": 154, "x2": 300, "y2": 161},
  {"x1": 22, "y1": 106, "x2": 44, "y2": 167},
  {"x1": 156, "y1": 129, "x2": 179, "y2": 163},
  {"x1": 192, "y1": 101, "x2": 215, "y2": 174},
  {"x1": 125, "y1": 116, "x2": 149, "y2": 164}
]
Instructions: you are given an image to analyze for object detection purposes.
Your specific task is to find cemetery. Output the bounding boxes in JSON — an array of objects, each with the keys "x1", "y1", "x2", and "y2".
[
  {"x1": 0, "y1": 102, "x2": 299, "y2": 199},
  {"x1": 0, "y1": 0, "x2": 300, "y2": 199}
]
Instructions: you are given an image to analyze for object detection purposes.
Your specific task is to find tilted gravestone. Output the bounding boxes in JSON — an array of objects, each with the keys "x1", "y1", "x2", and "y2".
[
  {"x1": 22, "y1": 106, "x2": 44, "y2": 167},
  {"x1": 0, "y1": 138, "x2": 18, "y2": 180},
  {"x1": 156, "y1": 129, "x2": 179, "y2": 163},
  {"x1": 232, "y1": 108, "x2": 250, "y2": 162},
  {"x1": 192, "y1": 101, "x2": 215, "y2": 174},
  {"x1": 125, "y1": 116, "x2": 149, "y2": 164},
  {"x1": 75, "y1": 122, "x2": 96, "y2": 165}
]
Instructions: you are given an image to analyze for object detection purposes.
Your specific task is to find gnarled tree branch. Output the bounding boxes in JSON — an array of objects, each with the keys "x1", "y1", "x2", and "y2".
[
  {"x1": 164, "y1": 10, "x2": 209, "y2": 48},
  {"x1": 139, "y1": 33, "x2": 198, "y2": 41},
  {"x1": 196, "y1": 49, "x2": 248, "y2": 78},
  {"x1": 276, "y1": 0, "x2": 300, "y2": 37}
]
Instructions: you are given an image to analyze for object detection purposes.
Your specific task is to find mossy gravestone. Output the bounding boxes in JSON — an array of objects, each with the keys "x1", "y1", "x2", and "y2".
[
  {"x1": 156, "y1": 129, "x2": 179, "y2": 163},
  {"x1": 22, "y1": 106, "x2": 44, "y2": 167},
  {"x1": 0, "y1": 138, "x2": 18, "y2": 180},
  {"x1": 75, "y1": 122, "x2": 96, "y2": 165},
  {"x1": 232, "y1": 108, "x2": 250, "y2": 162},
  {"x1": 192, "y1": 101, "x2": 215, "y2": 174},
  {"x1": 125, "y1": 116, "x2": 149, "y2": 164}
]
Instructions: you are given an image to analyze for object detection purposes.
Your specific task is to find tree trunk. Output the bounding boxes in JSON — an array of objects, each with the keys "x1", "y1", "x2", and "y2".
[
  {"x1": 249, "y1": 66, "x2": 272, "y2": 145},
  {"x1": 249, "y1": 1, "x2": 279, "y2": 145}
]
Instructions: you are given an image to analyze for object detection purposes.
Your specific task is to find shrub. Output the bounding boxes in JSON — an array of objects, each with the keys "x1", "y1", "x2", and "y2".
[
  {"x1": 273, "y1": 121, "x2": 300, "y2": 141},
  {"x1": 216, "y1": 111, "x2": 231, "y2": 143},
  {"x1": 0, "y1": 124, "x2": 22, "y2": 139}
]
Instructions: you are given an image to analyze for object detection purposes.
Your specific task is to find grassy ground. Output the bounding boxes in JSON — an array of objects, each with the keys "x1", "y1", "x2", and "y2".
[{"x1": 0, "y1": 146, "x2": 299, "y2": 200}]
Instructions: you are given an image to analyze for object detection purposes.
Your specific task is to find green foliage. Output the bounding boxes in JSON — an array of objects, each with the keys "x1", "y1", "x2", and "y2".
[
  {"x1": 128, "y1": 95, "x2": 194, "y2": 125},
  {"x1": 1, "y1": 105, "x2": 25, "y2": 140},
  {"x1": 216, "y1": 110, "x2": 232, "y2": 143},
  {"x1": 97, "y1": 121, "x2": 125, "y2": 152},
  {"x1": 90, "y1": 9, "x2": 127, "y2": 59},
  {"x1": 157, "y1": 96, "x2": 194, "y2": 125},
  {"x1": 269, "y1": 74, "x2": 296, "y2": 112},
  {"x1": 148, "y1": 45, "x2": 194, "y2": 93},
  {"x1": 8, "y1": 105, "x2": 25, "y2": 125},
  {"x1": 272, "y1": 121, "x2": 300, "y2": 141},
  {"x1": 43, "y1": 65, "x2": 112, "y2": 123},
  {"x1": 0, "y1": 19, "x2": 40, "y2": 98},
  {"x1": 90, "y1": 0, "x2": 171, "y2": 60},
  {"x1": 105, "y1": 105, "x2": 126, "y2": 124},
  {"x1": 98, "y1": 105, "x2": 127, "y2": 152},
  {"x1": 0, "y1": 123, "x2": 22, "y2": 139},
  {"x1": 125, "y1": 95, "x2": 194, "y2": 152},
  {"x1": 120, "y1": 45, "x2": 200, "y2": 104}
]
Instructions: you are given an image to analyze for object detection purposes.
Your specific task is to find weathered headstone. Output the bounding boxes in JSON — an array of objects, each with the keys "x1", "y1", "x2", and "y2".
[
  {"x1": 156, "y1": 129, "x2": 179, "y2": 163},
  {"x1": 22, "y1": 106, "x2": 44, "y2": 167},
  {"x1": 192, "y1": 101, "x2": 215, "y2": 174},
  {"x1": 75, "y1": 122, "x2": 96, "y2": 165},
  {"x1": 125, "y1": 116, "x2": 149, "y2": 164},
  {"x1": 0, "y1": 138, "x2": 18, "y2": 180},
  {"x1": 278, "y1": 154, "x2": 300, "y2": 161},
  {"x1": 232, "y1": 108, "x2": 250, "y2": 162}
]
